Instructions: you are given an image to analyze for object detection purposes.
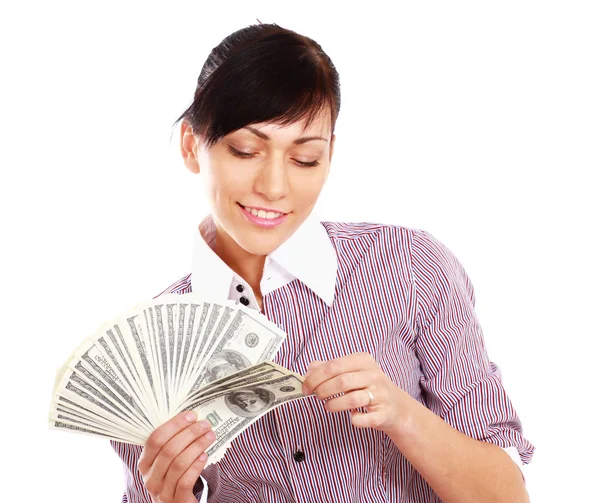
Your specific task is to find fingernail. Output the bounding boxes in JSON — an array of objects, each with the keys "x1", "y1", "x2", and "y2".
[
  {"x1": 198, "y1": 419, "x2": 211, "y2": 429},
  {"x1": 199, "y1": 453, "x2": 208, "y2": 462},
  {"x1": 185, "y1": 411, "x2": 197, "y2": 422}
]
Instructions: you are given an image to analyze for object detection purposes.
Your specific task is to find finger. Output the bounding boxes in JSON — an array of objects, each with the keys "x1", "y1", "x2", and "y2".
[
  {"x1": 306, "y1": 360, "x2": 324, "y2": 371},
  {"x1": 323, "y1": 389, "x2": 373, "y2": 413},
  {"x1": 172, "y1": 453, "x2": 209, "y2": 503},
  {"x1": 148, "y1": 419, "x2": 213, "y2": 489},
  {"x1": 139, "y1": 411, "x2": 199, "y2": 474},
  {"x1": 303, "y1": 353, "x2": 375, "y2": 395},
  {"x1": 313, "y1": 370, "x2": 375, "y2": 400},
  {"x1": 161, "y1": 429, "x2": 216, "y2": 500}
]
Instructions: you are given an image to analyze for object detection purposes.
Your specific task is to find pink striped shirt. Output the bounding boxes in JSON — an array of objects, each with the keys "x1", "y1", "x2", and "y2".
[{"x1": 112, "y1": 220, "x2": 535, "y2": 502}]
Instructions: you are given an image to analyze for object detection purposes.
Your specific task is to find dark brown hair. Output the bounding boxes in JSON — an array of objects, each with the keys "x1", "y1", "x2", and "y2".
[{"x1": 173, "y1": 22, "x2": 341, "y2": 149}]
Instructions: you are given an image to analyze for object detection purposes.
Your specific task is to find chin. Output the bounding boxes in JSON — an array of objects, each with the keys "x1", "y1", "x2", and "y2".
[
  {"x1": 235, "y1": 221, "x2": 297, "y2": 255},
  {"x1": 239, "y1": 238, "x2": 282, "y2": 256},
  {"x1": 220, "y1": 207, "x2": 303, "y2": 256}
]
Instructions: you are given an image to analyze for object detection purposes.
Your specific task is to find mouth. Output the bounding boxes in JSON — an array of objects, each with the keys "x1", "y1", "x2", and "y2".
[
  {"x1": 237, "y1": 203, "x2": 289, "y2": 220},
  {"x1": 237, "y1": 203, "x2": 290, "y2": 229}
]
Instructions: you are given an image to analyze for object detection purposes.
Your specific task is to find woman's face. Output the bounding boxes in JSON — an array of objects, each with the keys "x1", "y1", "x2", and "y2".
[{"x1": 181, "y1": 109, "x2": 335, "y2": 256}]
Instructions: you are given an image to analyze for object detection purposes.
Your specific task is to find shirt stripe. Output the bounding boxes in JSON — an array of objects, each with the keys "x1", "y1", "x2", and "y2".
[{"x1": 111, "y1": 222, "x2": 535, "y2": 502}]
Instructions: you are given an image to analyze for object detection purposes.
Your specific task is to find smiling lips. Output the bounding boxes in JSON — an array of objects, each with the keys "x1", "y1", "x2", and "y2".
[
  {"x1": 238, "y1": 203, "x2": 290, "y2": 229},
  {"x1": 240, "y1": 204, "x2": 288, "y2": 220}
]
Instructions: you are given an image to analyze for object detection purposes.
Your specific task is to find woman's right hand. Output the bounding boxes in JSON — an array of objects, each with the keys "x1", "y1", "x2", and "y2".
[{"x1": 138, "y1": 411, "x2": 216, "y2": 503}]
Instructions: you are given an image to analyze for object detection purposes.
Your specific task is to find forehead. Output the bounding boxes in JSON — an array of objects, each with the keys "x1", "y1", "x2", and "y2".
[{"x1": 241, "y1": 108, "x2": 332, "y2": 140}]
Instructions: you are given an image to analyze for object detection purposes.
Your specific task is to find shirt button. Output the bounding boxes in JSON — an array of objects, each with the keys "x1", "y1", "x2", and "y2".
[
  {"x1": 236, "y1": 284, "x2": 244, "y2": 293},
  {"x1": 239, "y1": 296, "x2": 250, "y2": 306},
  {"x1": 293, "y1": 450, "x2": 305, "y2": 463}
]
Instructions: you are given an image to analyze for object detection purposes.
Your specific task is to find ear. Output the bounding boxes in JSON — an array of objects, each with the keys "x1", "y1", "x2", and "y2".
[
  {"x1": 324, "y1": 133, "x2": 336, "y2": 182},
  {"x1": 328, "y1": 133, "x2": 336, "y2": 162},
  {"x1": 180, "y1": 121, "x2": 200, "y2": 174}
]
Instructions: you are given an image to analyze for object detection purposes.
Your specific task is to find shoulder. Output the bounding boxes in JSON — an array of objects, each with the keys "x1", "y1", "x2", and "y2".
[
  {"x1": 320, "y1": 220, "x2": 420, "y2": 247},
  {"x1": 408, "y1": 228, "x2": 476, "y2": 306},
  {"x1": 320, "y1": 220, "x2": 467, "y2": 280},
  {"x1": 319, "y1": 219, "x2": 436, "y2": 258},
  {"x1": 319, "y1": 220, "x2": 423, "y2": 279},
  {"x1": 409, "y1": 227, "x2": 471, "y2": 285},
  {"x1": 323, "y1": 220, "x2": 464, "y2": 273}
]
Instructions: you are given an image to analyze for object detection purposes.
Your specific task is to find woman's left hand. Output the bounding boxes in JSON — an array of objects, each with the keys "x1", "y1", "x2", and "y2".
[{"x1": 301, "y1": 352, "x2": 408, "y2": 434}]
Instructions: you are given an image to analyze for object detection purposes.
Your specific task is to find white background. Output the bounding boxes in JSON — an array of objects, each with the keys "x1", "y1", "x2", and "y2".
[{"x1": 1, "y1": 1, "x2": 598, "y2": 501}]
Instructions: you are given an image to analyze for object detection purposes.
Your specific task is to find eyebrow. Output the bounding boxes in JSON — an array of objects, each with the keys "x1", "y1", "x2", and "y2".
[{"x1": 243, "y1": 126, "x2": 329, "y2": 145}]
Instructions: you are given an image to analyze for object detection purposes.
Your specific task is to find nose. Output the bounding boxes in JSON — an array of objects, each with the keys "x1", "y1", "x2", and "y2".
[{"x1": 253, "y1": 156, "x2": 290, "y2": 201}]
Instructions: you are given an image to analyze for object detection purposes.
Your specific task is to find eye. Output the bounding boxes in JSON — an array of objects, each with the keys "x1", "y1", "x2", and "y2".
[
  {"x1": 296, "y1": 159, "x2": 321, "y2": 168},
  {"x1": 226, "y1": 145, "x2": 320, "y2": 168},
  {"x1": 227, "y1": 145, "x2": 254, "y2": 159}
]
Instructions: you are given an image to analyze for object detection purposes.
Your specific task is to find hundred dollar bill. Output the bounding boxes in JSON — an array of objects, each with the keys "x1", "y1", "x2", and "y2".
[
  {"x1": 49, "y1": 418, "x2": 144, "y2": 444},
  {"x1": 174, "y1": 300, "x2": 212, "y2": 404},
  {"x1": 195, "y1": 361, "x2": 286, "y2": 392},
  {"x1": 97, "y1": 319, "x2": 156, "y2": 417},
  {"x1": 66, "y1": 340, "x2": 155, "y2": 430},
  {"x1": 124, "y1": 310, "x2": 162, "y2": 416},
  {"x1": 181, "y1": 361, "x2": 294, "y2": 408},
  {"x1": 188, "y1": 307, "x2": 286, "y2": 393},
  {"x1": 190, "y1": 373, "x2": 307, "y2": 465},
  {"x1": 49, "y1": 294, "x2": 297, "y2": 448},
  {"x1": 132, "y1": 298, "x2": 177, "y2": 415},
  {"x1": 52, "y1": 396, "x2": 143, "y2": 441},
  {"x1": 137, "y1": 303, "x2": 168, "y2": 419},
  {"x1": 54, "y1": 367, "x2": 149, "y2": 437},
  {"x1": 51, "y1": 404, "x2": 146, "y2": 444},
  {"x1": 171, "y1": 298, "x2": 228, "y2": 407},
  {"x1": 183, "y1": 368, "x2": 291, "y2": 411},
  {"x1": 49, "y1": 394, "x2": 146, "y2": 444},
  {"x1": 67, "y1": 361, "x2": 153, "y2": 433},
  {"x1": 176, "y1": 302, "x2": 233, "y2": 404},
  {"x1": 133, "y1": 295, "x2": 192, "y2": 420},
  {"x1": 138, "y1": 296, "x2": 193, "y2": 419},
  {"x1": 187, "y1": 304, "x2": 236, "y2": 384},
  {"x1": 171, "y1": 299, "x2": 190, "y2": 401}
]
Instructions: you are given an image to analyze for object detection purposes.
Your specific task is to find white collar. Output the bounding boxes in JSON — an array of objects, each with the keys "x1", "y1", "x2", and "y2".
[{"x1": 190, "y1": 211, "x2": 338, "y2": 307}]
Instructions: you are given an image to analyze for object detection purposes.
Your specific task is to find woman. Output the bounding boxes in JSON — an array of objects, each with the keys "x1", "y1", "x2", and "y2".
[{"x1": 112, "y1": 22, "x2": 535, "y2": 503}]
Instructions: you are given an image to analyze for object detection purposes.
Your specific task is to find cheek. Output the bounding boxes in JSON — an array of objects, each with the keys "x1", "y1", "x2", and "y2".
[
  {"x1": 205, "y1": 166, "x2": 251, "y2": 198},
  {"x1": 292, "y1": 166, "x2": 327, "y2": 188},
  {"x1": 292, "y1": 174, "x2": 327, "y2": 203}
]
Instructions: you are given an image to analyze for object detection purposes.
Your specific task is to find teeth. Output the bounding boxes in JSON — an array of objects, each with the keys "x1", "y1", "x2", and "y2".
[{"x1": 243, "y1": 206, "x2": 284, "y2": 219}]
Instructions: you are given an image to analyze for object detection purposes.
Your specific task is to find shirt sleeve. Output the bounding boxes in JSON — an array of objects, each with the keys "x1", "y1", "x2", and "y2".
[
  {"x1": 110, "y1": 440, "x2": 207, "y2": 502},
  {"x1": 410, "y1": 229, "x2": 536, "y2": 472}
]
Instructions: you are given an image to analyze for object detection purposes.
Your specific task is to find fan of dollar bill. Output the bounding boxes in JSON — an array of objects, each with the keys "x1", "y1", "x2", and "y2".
[{"x1": 49, "y1": 293, "x2": 307, "y2": 464}]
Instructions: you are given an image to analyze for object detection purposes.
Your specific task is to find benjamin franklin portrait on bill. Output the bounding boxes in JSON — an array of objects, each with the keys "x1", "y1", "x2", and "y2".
[
  {"x1": 202, "y1": 349, "x2": 251, "y2": 383},
  {"x1": 224, "y1": 387, "x2": 276, "y2": 418}
]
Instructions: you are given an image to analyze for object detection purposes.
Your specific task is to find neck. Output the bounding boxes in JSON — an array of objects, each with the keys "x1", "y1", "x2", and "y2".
[{"x1": 214, "y1": 224, "x2": 265, "y2": 294}]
